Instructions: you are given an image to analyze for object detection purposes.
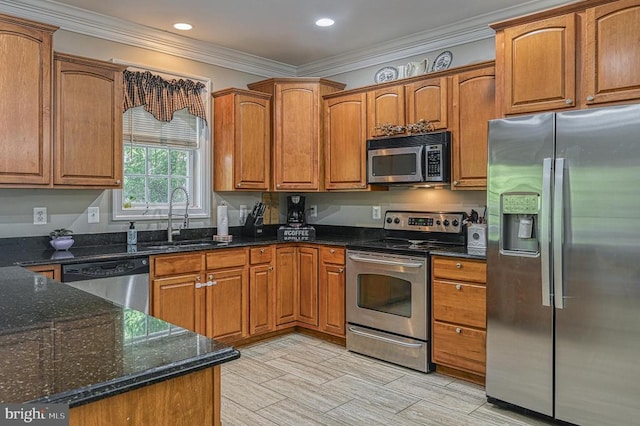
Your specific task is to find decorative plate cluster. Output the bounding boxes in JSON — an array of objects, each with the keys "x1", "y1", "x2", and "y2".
[{"x1": 374, "y1": 119, "x2": 435, "y2": 137}]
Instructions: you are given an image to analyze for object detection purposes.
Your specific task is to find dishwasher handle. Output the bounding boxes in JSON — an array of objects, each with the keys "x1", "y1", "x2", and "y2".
[{"x1": 62, "y1": 257, "x2": 149, "y2": 282}]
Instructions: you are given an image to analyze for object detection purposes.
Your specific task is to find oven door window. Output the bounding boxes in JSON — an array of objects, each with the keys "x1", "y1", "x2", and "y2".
[{"x1": 357, "y1": 273, "x2": 411, "y2": 318}]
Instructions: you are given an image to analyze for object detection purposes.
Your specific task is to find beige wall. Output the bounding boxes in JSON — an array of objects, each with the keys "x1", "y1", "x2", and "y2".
[{"x1": 0, "y1": 29, "x2": 489, "y2": 238}]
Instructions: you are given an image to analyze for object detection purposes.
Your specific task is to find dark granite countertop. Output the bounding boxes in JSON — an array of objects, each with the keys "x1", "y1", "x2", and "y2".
[
  {"x1": 0, "y1": 267, "x2": 239, "y2": 407},
  {"x1": 0, "y1": 225, "x2": 484, "y2": 268}
]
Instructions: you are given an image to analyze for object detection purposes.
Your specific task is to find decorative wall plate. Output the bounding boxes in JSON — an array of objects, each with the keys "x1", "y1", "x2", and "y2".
[
  {"x1": 374, "y1": 66, "x2": 399, "y2": 83},
  {"x1": 431, "y1": 51, "x2": 453, "y2": 72}
]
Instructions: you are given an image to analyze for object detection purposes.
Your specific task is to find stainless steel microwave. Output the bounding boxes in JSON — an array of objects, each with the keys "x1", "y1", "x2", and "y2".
[{"x1": 367, "y1": 131, "x2": 451, "y2": 185}]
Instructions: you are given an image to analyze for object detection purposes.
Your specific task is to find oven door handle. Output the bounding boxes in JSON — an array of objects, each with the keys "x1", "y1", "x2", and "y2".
[
  {"x1": 347, "y1": 255, "x2": 423, "y2": 268},
  {"x1": 348, "y1": 326, "x2": 424, "y2": 349}
]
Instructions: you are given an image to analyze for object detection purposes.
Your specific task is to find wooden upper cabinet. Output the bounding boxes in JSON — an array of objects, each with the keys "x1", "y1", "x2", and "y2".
[
  {"x1": 501, "y1": 13, "x2": 576, "y2": 115},
  {"x1": 324, "y1": 92, "x2": 368, "y2": 190},
  {"x1": 248, "y1": 78, "x2": 345, "y2": 192},
  {"x1": 405, "y1": 77, "x2": 450, "y2": 130},
  {"x1": 213, "y1": 88, "x2": 271, "y2": 191},
  {"x1": 451, "y1": 66, "x2": 495, "y2": 190},
  {"x1": 583, "y1": 0, "x2": 640, "y2": 106},
  {"x1": 367, "y1": 85, "x2": 405, "y2": 138},
  {"x1": 54, "y1": 53, "x2": 125, "y2": 187},
  {"x1": 0, "y1": 15, "x2": 57, "y2": 186}
]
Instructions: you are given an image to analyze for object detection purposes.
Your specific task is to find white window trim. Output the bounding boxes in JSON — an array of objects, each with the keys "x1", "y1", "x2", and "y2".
[{"x1": 111, "y1": 61, "x2": 211, "y2": 222}]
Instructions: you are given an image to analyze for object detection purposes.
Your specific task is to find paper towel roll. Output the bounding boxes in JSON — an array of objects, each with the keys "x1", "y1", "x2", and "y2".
[{"x1": 217, "y1": 205, "x2": 228, "y2": 236}]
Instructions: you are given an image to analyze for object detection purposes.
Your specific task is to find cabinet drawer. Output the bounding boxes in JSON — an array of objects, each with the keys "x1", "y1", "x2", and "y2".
[
  {"x1": 152, "y1": 253, "x2": 203, "y2": 277},
  {"x1": 206, "y1": 248, "x2": 248, "y2": 270},
  {"x1": 433, "y1": 321, "x2": 486, "y2": 375},
  {"x1": 432, "y1": 257, "x2": 486, "y2": 283},
  {"x1": 433, "y1": 280, "x2": 486, "y2": 328},
  {"x1": 250, "y1": 246, "x2": 274, "y2": 265},
  {"x1": 320, "y1": 246, "x2": 345, "y2": 265}
]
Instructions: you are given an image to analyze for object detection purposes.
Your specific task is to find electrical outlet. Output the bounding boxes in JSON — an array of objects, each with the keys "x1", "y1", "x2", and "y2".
[
  {"x1": 309, "y1": 205, "x2": 318, "y2": 217},
  {"x1": 372, "y1": 206, "x2": 381, "y2": 220},
  {"x1": 88, "y1": 206, "x2": 99, "y2": 224},
  {"x1": 33, "y1": 207, "x2": 47, "y2": 225}
]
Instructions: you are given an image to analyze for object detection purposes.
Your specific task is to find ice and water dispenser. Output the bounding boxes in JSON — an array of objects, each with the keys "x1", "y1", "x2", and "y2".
[{"x1": 500, "y1": 193, "x2": 540, "y2": 256}]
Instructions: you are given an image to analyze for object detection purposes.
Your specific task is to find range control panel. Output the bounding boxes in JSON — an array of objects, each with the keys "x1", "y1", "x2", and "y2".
[{"x1": 384, "y1": 211, "x2": 466, "y2": 234}]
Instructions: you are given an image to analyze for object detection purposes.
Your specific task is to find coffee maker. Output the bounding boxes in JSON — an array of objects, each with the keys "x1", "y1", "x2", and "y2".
[{"x1": 286, "y1": 195, "x2": 306, "y2": 228}]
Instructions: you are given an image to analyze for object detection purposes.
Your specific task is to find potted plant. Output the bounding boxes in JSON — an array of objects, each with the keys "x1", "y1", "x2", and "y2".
[{"x1": 49, "y1": 228, "x2": 75, "y2": 251}]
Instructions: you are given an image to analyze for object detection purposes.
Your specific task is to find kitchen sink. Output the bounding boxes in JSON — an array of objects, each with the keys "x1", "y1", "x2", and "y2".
[{"x1": 144, "y1": 241, "x2": 219, "y2": 250}]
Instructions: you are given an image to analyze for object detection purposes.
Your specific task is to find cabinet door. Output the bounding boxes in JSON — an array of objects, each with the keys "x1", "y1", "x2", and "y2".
[
  {"x1": 273, "y1": 82, "x2": 321, "y2": 191},
  {"x1": 367, "y1": 85, "x2": 405, "y2": 138},
  {"x1": 152, "y1": 274, "x2": 204, "y2": 334},
  {"x1": 451, "y1": 66, "x2": 495, "y2": 190},
  {"x1": 324, "y1": 93, "x2": 368, "y2": 190},
  {"x1": 502, "y1": 14, "x2": 576, "y2": 114},
  {"x1": 583, "y1": 0, "x2": 640, "y2": 106},
  {"x1": 297, "y1": 246, "x2": 318, "y2": 326},
  {"x1": 319, "y1": 262, "x2": 345, "y2": 337},
  {"x1": 433, "y1": 321, "x2": 486, "y2": 375},
  {"x1": 275, "y1": 246, "x2": 297, "y2": 325},
  {"x1": 249, "y1": 263, "x2": 274, "y2": 335},
  {"x1": 26, "y1": 264, "x2": 61, "y2": 281},
  {"x1": 54, "y1": 54, "x2": 123, "y2": 187},
  {"x1": 405, "y1": 77, "x2": 450, "y2": 130},
  {"x1": 0, "y1": 18, "x2": 55, "y2": 185},
  {"x1": 206, "y1": 267, "x2": 248, "y2": 342},
  {"x1": 213, "y1": 89, "x2": 270, "y2": 191}
]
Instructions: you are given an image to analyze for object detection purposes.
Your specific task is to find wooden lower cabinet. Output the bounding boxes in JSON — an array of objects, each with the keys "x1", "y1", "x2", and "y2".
[
  {"x1": 205, "y1": 267, "x2": 248, "y2": 342},
  {"x1": 318, "y1": 247, "x2": 346, "y2": 337},
  {"x1": 249, "y1": 246, "x2": 275, "y2": 335},
  {"x1": 431, "y1": 256, "x2": 487, "y2": 383},
  {"x1": 297, "y1": 246, "x2": 318, "y2": 327},
  {"x1": 70, "y1": 366, "x2": 221, "y2": 426},
  {"x1": 152, "y1": 274, "x2": 204, "y2": 334},
  {"x1": 275, "y1": 246, "x2": 297, "y2": 325},
  {"x1": 25, "y1": 264, "x2": 61, "y2": 281}
]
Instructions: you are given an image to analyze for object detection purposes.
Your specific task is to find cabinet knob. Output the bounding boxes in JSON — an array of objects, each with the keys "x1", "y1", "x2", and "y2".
[
  {"x1": 116, "y1": 179, "x2": 121, "y2": 185},
  {"x1": 587, "y1": 95, "x2": 595, "y2": 102},
  {"x1": 196, "y1": 275, "x2": 201, "y2": 281},
  {"x1": 208, "y1": 274, "x2": 214, "y2": 280},
  {"x1": 453, "y1": 180, "x2": 459, "y2": 186},
  {"x1": 455, "y1": 327, "x2": 462, "y2": 334},
  {"x1": 260, "y1": 248, "x2": 265, "y2": 253},
  {"x1": 455, "y1": 284, "x2": 462, "y2": 290},
  {"x1": 276, "y1": 184, "x2": 281, "y2": 188},
  {"x1": 330, "y1": 249, "x2": 335, "y2": 254},
  {"x1": 339, "y1": 267, "x2": 344, "y2": 273},
  {"x1": 455, "y1": 263, "x2": 462, "y2": 269},
  {"x1": 268, "y1": 266, "x2": 273, "y2": 271},
  {"x1": 236, "y1": 183, "x2": 241, "y2": 188},
  {"x1": 565, "y1": 98, "x2": 573, "y2": 105}
]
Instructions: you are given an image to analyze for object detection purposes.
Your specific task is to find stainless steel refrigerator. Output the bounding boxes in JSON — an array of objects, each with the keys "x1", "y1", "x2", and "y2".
[{"x1": 486, "y1": 103, "x2": 640, "y2": 426}]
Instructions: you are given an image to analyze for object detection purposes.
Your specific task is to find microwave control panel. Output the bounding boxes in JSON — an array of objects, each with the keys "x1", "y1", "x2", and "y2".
[{"x1": 426, "y1": 145, "x2": 443, "y2": 178}]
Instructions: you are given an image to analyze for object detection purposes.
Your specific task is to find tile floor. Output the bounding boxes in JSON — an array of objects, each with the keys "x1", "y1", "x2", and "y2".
[{"x1": 221, "y1": 333, "x2": 555, "y2": 426}]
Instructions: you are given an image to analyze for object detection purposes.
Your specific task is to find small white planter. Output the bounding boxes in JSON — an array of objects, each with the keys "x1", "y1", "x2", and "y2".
[{"x1": 50, "y1": 236, "x2": 74, "y2": 251}]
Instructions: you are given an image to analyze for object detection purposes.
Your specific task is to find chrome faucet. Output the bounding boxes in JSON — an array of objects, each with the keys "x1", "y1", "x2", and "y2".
[{"x1": 168, "y1": 186, "x2": 190, "y2": 242}]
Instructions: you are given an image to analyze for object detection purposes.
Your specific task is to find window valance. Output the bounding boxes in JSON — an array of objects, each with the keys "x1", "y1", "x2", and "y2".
[{"x1": 123, "y1": 70, "x2": 207, "y2": 124}]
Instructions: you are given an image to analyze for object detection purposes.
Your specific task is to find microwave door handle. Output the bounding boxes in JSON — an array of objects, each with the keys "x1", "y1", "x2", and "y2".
[
  {"x1": 417, "y1": 145, "x2": 424, "y2": 180},
  {"x1": 347, "y1": 255, "x2": 423, "y2": 268}
]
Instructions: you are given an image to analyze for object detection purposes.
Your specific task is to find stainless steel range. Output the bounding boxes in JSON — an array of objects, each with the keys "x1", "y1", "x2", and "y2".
[{"x1": 345, "y1": 210, "x2": 467, "y2": 372}]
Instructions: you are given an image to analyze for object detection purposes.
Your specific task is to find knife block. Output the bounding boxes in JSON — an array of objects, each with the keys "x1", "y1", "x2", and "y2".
[{"x1": 241, "y1": 213, "x2": 264, "y2": 237}]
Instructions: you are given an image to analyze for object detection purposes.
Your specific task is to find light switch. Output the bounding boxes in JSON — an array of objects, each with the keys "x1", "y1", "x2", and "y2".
[{"x1": 88, "y1": 207, "x2": 99, "y2": 224}]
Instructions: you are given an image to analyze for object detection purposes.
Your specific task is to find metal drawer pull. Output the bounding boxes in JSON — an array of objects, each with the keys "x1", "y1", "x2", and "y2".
[
  {"x1": 348, "y1": 326, "x2": 423, "y2": 349},
  {"x1": 338, "y1": 267, "x2": 344, "y2": 273},
  {"x1": 348, "y1": 255, "x2": 423, "y2": 268},
  {"x1": 455, "y1": 263, "x2": 462, "y2": 269},
  {"x1": 455, "y1": 284, "x2": 462, "y2": 290},
  {"x1": 330, "y1": 249, "x2": 335, "y2": 254},
  {"x1": 455, "y1": 327, "x2": 462, "y2": 334}
]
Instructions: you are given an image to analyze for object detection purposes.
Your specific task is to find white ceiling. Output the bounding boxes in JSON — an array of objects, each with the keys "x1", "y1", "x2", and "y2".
[{"x1": 2, "y1": 0, "x2": 578, "y2": 76}]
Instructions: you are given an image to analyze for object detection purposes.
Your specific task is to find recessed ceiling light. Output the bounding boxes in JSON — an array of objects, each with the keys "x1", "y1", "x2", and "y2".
[
  {"x1": 315, "y1": 18, "x2": 335, "y2": 27},
  {"x1": 173, "y1": 23, "x2": 193, "y2": 31}
]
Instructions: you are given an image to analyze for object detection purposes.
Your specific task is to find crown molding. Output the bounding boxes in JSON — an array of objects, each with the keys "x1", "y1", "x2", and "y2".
[{"x1": 0, "y1": 0, "x2": 577, "y2": 78}]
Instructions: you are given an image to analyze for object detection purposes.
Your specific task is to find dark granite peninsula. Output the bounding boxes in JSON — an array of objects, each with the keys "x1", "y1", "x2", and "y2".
[{"x1": 0, "y1": 267, "x2": 239, "y2": 425}]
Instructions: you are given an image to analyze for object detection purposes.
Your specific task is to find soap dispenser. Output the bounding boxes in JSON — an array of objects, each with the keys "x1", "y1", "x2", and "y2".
[{"x1": 127, "y1": 221, "x2": 137, "y2": 245}]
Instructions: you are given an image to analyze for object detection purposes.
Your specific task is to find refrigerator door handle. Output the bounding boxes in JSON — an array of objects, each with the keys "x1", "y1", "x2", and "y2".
[
  {"x1": 540, "y1": 158, "x2": 553, "y2": 306},
  {"x1": 553, "y1": 157, "x2": 566, "y2": 309}
]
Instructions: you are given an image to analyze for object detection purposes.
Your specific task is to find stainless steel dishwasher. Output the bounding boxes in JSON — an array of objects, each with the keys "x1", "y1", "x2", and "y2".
[{"x1": 61, "y1": 257, "x2": 150, "y2": 313}]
